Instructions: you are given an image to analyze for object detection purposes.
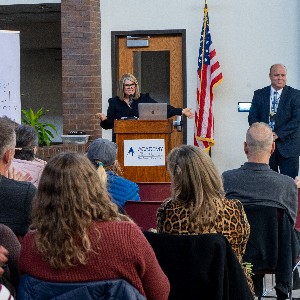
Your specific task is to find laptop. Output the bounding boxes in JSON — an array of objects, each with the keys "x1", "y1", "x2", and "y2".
[{"x1": 138, "y1": 103, "x2": 168, "y2": 120}]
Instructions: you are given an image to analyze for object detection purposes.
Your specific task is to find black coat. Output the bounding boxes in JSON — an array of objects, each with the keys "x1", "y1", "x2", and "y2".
[
  {"x1": 243, "y1": 205, "x2": 300, "y2": 298},
  {"x1": 144, "y1": 232, "x2": 253, "y2": 300}
]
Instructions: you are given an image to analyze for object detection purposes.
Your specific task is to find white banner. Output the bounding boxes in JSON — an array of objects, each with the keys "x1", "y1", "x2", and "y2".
[
  {"x1": 0, "y1": 30, "x2": 21, "y2": 123},
  {"x1": 124, "y1": 139, "x2": 165, "y2": 166}
]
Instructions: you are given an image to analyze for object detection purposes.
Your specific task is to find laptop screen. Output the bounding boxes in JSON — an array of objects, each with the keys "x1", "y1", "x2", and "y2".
[{"x1": 138, "y1": 103, "x2": 168, "y2": 120}]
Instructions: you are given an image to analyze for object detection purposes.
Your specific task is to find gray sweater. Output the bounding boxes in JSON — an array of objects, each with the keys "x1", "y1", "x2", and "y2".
[{"x1": 222, "y1": 162, "x2": 298, "y2": 225}]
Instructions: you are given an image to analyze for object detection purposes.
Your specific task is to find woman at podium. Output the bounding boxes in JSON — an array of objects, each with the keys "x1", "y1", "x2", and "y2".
[{"x1": 96, "y1": 73, "x2": 194, "y2": 130}]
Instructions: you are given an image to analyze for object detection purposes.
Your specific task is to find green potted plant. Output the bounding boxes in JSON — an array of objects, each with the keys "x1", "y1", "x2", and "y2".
[{"x1": 21, "y1": 108, "x2": 58, "y2": 146}]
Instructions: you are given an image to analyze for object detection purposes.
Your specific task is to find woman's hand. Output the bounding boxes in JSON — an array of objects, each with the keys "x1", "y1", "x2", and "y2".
[
  {"x1": 295, "y1": 176, "x2": 300, "y2": 188},
  {"x1": 96, "y1": 113, "x2": 107, "y2": 122},
  {"x1": 6, "y1": 167, "x2": 33, "y2": 182},
  {"x1": 0, "y1": 246, "x2": 8, "y2": 277},
  {"x1": 182, "y1": 108, "x2": 194, "y2": 119}
]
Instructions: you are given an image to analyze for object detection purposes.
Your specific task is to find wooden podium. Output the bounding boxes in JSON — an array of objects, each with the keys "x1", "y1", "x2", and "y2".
[{"x1": 114, "y1": 119, "x2": 173, "y2": 182}]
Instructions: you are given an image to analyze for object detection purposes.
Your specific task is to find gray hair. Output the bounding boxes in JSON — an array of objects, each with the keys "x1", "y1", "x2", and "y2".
[
  {"x1": 15, "y1": 124, "x2": 38, "y2": 161},
  {"x1": 246, "y1": 122, "x2": 273, "y2": 153},
  {"x1": 0, "y1": 117, "x2": 16, "y2": 158}
]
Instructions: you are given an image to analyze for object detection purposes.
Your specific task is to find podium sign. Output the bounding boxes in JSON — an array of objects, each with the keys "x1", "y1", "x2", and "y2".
[{"x1": 124, "y1": 139, "x2": 165, "y2": 166}]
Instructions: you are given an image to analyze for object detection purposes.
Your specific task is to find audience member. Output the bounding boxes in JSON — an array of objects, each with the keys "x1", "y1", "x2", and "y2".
[
  {"x1": 0, "y1": 117, "x2": 36, "y2": 237},
  {"x1": 156, "y1": 145, "x2": 254, "y2": 295},
  {"x1": 11, "y1": 124, "x2": 47, "y2": 188},
  {"x1": 222, "y1": 122, "x2": 297, "y2": 225},
  {"x1": 87, "y1": 138, "x2": 140, "y2": 210},
  {"x1": 222, "y1": 122, "x2": 299, "y2": 300},
  {"x1": 19, "y1": 152, "x2": 170, "y2": 300},
  {"x1": 0, "y1": 225, "x2": 20, "y2": 298}
]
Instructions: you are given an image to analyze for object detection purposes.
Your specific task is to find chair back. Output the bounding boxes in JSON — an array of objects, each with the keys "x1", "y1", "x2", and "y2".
[
  {"x1": 144, "y1": 232, "x2": 253, "y2": 300},
  {"x1": 242, "y1": 204, "x2": 299, "y2": 298},
  {"x1": 243, "y1": 205, "x2": 279, "y2": 272},
  {"x1": 17, "y1": 275, "x2": 145, "y2": 300},
  {"x1": 124, "y1": 200, "x2": 162, "y2": 231},
  {"x1": 137, "y1": 182, "x2": 171, "y2": 201}
]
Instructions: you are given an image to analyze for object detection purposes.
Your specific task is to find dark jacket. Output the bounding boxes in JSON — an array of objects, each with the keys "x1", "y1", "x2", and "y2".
[
  {"x1": 243, "y1": 205, "x2": 300, "y2": 298},
  {"x1": 144, "y1": 232, "x2": 253, "y2": 300},
  {"x1": 0, "y1": 175, "x2": 36, "y2": 237},
  {"x1": 17, "y1": 275, "x2": 145, "y2": 300},
  {"x1": 248, "y1": 85, "x2": 300, "y2": 157},
  {"x1": 101, "y1": 93, "x2": 182, "y2": 130}
]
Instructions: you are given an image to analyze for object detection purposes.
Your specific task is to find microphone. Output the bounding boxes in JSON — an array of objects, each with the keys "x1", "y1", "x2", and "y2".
[
  {"x1": 128, "y1": 95, "x2": 134, "y2": 108},
  {"x1": 173, "y1": 115, "x2": 183, "y2": 132}
]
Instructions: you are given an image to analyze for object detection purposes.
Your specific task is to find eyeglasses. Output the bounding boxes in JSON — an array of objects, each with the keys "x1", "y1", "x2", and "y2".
[{"x1": 124, "y1": 83, "x2": 136, "y2": 88}]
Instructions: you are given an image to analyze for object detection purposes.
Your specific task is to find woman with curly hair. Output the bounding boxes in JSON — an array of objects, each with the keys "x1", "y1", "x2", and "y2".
[
  {"x1": 19, "y1": 152, "x2": 169, "y2": 300},
  {"x1": 156, "y1": 145, "x2": 254, "y2": 296}
]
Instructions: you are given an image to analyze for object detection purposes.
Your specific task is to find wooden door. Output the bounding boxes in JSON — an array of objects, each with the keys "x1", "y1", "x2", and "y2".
[{"x1": 116, "y1": 33, "x2": 185, "y2": 150}]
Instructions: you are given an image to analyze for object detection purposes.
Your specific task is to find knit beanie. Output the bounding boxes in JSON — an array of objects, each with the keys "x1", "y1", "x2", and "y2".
[{"x1": 87, "y1": 138, "x2": 118, "y2": 167}]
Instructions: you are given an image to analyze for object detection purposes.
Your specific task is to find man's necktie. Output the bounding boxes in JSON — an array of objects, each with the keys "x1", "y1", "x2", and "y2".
[{"x1": 269, "y1": 91, "x2": 278, "y2": 130}]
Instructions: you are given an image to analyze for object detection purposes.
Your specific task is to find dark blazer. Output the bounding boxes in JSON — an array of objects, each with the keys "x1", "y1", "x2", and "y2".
[{"x1": 248, "y1": 85, "x2": 300, "y2": 157}]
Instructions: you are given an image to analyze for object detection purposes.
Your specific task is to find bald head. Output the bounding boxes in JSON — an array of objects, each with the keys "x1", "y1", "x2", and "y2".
[{"x1": 245, "y1": 122, "x2": 274, "y2": 162}]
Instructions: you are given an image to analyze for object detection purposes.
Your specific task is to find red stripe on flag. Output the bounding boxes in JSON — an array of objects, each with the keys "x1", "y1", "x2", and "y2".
[{"x1": 211, "y1": 72, "x2": 223, "y2": 87}]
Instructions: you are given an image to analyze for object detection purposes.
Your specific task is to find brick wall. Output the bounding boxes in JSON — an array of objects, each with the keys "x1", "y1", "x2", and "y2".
[
  {"x1": 61, "y1": 0, "x2": 102, "y2": 139},
  {"x1": 37, "y1": 143, "x2": 89, "y2": 161}
]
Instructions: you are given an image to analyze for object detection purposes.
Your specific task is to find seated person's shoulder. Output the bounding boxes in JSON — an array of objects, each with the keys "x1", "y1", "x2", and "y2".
[
  {"x1": 274, "y1": 172, "x2": 297, "y2": 188},
  {"x1": 2, "y1": 176, "x2": 35, "y2": 189},
  {"x1": 109, "y1": 174, "x2": 137, "y2": 187},
  {"x1": 221, "y1": 197, "x2": 244, "y2": 210},
  {"x1": 94, "y1": 219, "x2": 143, "y2": 236}
]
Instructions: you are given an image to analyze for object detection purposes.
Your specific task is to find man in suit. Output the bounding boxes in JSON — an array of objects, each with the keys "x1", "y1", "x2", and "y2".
[{"x1": 248, "y1": 64, "x2": 300, "y2": 179}]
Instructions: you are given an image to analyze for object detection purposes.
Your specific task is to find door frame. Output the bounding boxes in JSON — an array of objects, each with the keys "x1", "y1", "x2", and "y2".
[{"x1": 111, "y1": 29, "x2": 187, "y2": 144}]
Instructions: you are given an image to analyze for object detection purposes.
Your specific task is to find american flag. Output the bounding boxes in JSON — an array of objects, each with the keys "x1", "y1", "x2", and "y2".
[{"x1": 194, "y1": 3, "x2": 223, "y2": 152}]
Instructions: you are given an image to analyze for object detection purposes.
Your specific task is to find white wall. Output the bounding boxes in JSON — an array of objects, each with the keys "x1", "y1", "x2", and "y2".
[{"x1": 100, "y1": 0, "x2": 300, "y2": 173}]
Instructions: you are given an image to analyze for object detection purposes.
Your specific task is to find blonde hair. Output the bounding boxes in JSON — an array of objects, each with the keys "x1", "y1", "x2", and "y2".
[
  {"x1": 117, "y1": 73, "x2": 141, "y2": 101},
  {"x1": 32, "y1": 152, "x2": 128, "y2": 269},
  {"x1": 167, "y1": 145, "x2": 224, "y2": 229},
  {"x1": 94, "y1": 160, "x2": 108, "y2": 185}
]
